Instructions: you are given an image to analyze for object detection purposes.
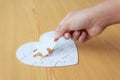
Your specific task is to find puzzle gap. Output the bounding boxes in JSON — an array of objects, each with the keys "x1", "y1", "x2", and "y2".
[
  {"x1": 33, "y1": 49, "x2": 37, "y2": 52},
  {"x1": 33, "y1": 48, "x2": 54, "y2": 58},
  {"x1": 47, "y1": 48, "x2": 54, "y2": 54},
  {"x1": 33, "y1": 52, "x2": 48, "y2": 58}
]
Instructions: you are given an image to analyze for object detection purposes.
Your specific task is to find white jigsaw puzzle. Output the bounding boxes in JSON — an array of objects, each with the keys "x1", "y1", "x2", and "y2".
[{"x1": 16, "y1": 31, "x2": 78, "y2": 67}]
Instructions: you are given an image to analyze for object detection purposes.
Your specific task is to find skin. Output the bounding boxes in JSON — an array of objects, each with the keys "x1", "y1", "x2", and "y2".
[{"x1": 54, "y1": 0, "x2": 120, "y2": 43}]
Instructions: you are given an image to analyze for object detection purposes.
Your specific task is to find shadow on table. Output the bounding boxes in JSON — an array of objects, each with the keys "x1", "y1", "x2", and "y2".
[{"x1": 76, "y1": 35, "x2": 120, "y2": 53}]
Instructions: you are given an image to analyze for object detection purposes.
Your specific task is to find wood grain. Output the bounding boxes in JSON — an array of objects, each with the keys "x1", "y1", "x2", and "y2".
[{"x1": 0, "y1": 0, "x2": 120, "y2": 80}]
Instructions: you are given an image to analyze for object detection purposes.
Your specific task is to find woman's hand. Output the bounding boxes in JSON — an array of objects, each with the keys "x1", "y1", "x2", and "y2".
[{"x1": 54, "y1": 0, "x2": 120, "y2": 43}]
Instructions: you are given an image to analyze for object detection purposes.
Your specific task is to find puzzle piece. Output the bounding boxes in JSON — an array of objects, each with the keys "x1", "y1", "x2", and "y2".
[{"x1": 37, "y1": 33, "x2": 56, "y2": 56}]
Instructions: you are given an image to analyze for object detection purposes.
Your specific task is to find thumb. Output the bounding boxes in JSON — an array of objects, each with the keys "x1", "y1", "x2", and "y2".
[{"x1": 54, "y1": 25, "x2": 68, "y2": 41}]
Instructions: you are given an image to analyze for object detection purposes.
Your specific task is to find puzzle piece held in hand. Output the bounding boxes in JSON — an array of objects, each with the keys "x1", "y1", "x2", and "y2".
[{"x1": 36, "y1": 33, "x2": 56, "y2": 57}]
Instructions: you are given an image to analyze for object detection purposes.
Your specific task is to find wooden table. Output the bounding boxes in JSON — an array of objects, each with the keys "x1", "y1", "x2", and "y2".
[{"x1": 0, "y1": 0, "x2": 120, "y2": 80}]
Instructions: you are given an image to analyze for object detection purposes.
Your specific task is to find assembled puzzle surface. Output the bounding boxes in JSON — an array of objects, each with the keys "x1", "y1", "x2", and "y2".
[{"x1": 16, "y1": 31, "x2": 78, "y2": 67}]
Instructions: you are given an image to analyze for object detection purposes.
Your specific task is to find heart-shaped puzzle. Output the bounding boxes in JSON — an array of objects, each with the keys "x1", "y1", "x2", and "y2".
[{"x1": 16, "y1": 31, "x2": 78, "y2": 67}]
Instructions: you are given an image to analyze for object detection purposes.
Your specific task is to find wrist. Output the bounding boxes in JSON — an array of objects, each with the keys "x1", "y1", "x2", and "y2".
[{"x1": 90, "y1": 0, "x2": 120, "y2": 28}]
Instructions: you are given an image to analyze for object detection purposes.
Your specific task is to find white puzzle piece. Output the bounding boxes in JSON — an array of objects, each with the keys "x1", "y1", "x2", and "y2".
[
  {"x1": 16, "y1": 31, "x2": 78, "y2": 67},
  {"x1": 37, "y1": 32, "x2": 56, "y2": 56}
]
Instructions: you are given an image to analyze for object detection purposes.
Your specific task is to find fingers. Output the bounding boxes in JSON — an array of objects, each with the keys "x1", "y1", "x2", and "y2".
[
  {"x1": 63, "y1": 30, "x2": 89, "y2": 43},
  {"x1": 54, "y1": 28, "x2": 90, "y2": 43},
  {"x1": 78, "y1": 31, "x2": 87, "y2": 43},
  {"x1": 54, "y1": 14, "x2": 70, "y2": 41},
  {"x1": 72, "y1": 30, "x2": 81, "y2": 40},
  {"x1": 54, "y1": 25, "x2": 68, "y2": 41},
  {"x1": 64, "y1": 32, "x2": 71, "y2": 39},
  {"x1": 71, "y1": 30, "x2": 88, "y2": 43}
]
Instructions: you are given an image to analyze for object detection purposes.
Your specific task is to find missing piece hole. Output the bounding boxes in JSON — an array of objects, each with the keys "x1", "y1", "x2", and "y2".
[
  {"x1": 33, "y1": 52, "x2": 48, "y2": 58},
  {"x1": 33, "y1": 49, "x2": 37, "y2": 52},
  {"x1": 33, "y1": 48, "x2": 54, "y2": 58},
  {"x1": 47, "y1": 48, "x2": 54, "y2": 54}
]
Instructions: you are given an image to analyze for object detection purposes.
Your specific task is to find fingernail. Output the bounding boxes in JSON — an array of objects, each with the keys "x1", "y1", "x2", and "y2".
[{"x1": 53, "y1": 33, "x2": 58, "y2": 41}]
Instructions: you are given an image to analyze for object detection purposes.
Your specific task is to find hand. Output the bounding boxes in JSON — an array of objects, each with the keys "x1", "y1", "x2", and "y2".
[
  {"x1": 54, "y1": 0, "x2": 120, "y2": 43},
  {"x1": 54, "y1": 8, "x2": 106, "y2": 42}
]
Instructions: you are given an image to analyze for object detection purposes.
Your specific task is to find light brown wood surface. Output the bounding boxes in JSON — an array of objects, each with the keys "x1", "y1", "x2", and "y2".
[{"x1": 0, "y1": 0, "x2": 120, "y2": 80}]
